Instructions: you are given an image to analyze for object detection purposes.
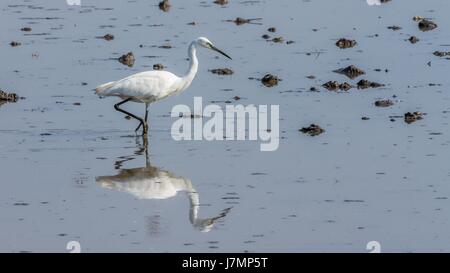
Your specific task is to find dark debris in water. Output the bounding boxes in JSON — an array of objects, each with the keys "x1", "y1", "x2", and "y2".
[
  {"x1": 334, "y1": 65, "x2": 365, "y2": 79},
  {"x1": 153, "y1": 63, "x2": 165, "y2": 70},
  {"x1": 98, "y1": 34, "x2": 114, "y2": 41},
  {"x1": 299, "y1": 124, "x2": 325, "y2": 136},
  {"x1": 118, "y1": 52, "x2": 135, "y2": 67},
  {"x1": 261, "y1": 74, "x2": 280, "y2": 87},
  {"x1": 159, "y1": 0, "x2": 170, "y2": 12},
  {"x1": 0, "y1": 90, "x2": 19, "y2": 102},
  {"x1": 210, "y1": 68, "x2": 234, "y2": 75},
  {"x1": 433, "y1": 51, "x2": 450, "y2": 57},
  {"x1": 214, "y1": 0, "x2": 228, "y2": 5},
  {"x1": 418, "y1": 19, "x2": 437, "y2": 32},
  {"x1": 357, "y1": 79, "x2": 384, "y2": 89},
  {"x1": 10, "y1": 41, "x2": 21, "y2": 47},
  {"x1": 404, "y1": 112, "x2": 424, "y2": 124},
  {"x1": 374, "y1": 100, "x2": 394, "y2": 107},
  {"x1": 408, "y1": 36, "x2": 419, "y2": 44},
  {"x1": 336, "y1": 38, "x2": 356, "y2": 49},
  {"x1": 322, "y1": 81, "x2": 352, "y2": 91},
  {"x1": 226, "y1": 17, "x2": 262, "y2": 25},
  {"x1": 387, "y1": 25, "x2": 402, "y2": 31}
]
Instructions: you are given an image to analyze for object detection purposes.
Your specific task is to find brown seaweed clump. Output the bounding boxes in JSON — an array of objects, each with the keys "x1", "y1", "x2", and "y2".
[
  {"x1": 118, "y1": 52, "x2": 135, "y2": 67},
  {"x1": 299, "y1": 124, "x2": 325, "y2": 136}
]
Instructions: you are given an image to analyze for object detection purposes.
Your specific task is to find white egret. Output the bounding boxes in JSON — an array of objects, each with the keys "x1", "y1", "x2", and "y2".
[{"x1": 95, "y1": 37, "x2": 232, "y2": 135}]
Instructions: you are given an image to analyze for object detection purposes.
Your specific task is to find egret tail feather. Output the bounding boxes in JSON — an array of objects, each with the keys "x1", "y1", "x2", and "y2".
[{"x1": 95, "y1": 81, "x2": 116, "y2": 94}]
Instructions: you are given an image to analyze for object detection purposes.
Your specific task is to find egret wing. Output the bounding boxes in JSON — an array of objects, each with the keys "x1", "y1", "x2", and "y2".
[{"x1": 104, "y1": 71, "x2": 181, "y2": 101}]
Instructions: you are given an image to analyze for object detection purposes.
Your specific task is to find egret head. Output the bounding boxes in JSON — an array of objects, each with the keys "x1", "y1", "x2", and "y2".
[{"x1": 195, "y1": 37, "x2": 232, "y2": 60}]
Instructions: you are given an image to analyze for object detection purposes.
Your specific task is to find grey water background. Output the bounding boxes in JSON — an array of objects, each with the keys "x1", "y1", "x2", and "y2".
[{"x1": 1, "y1": 0, "x2": 450, "y2": 252}]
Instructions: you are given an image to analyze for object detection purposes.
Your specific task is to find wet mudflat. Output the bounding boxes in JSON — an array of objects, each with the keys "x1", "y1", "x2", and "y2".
[{"x1": 1, "y1": 0, "x2": 450, "y2": 252}]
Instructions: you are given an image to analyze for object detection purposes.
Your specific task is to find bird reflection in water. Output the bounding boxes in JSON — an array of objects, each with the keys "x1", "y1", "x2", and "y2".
[{"x1": 96, "y1": 138, "x2": 231, "y2": 232}]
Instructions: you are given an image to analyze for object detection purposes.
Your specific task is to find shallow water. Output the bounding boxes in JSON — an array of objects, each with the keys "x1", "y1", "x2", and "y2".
[{"x1": 1, "y1": 0, "x2": 450, "y2": 252}]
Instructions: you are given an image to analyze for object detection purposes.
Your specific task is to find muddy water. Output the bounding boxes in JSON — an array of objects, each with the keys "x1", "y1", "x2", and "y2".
[{"x1": 1, "y1": 0, "x2": 450, "y2": 252}]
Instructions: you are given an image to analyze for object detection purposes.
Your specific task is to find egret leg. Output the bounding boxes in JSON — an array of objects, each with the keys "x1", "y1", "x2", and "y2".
[
  {"x1": 136, "y1": 103, "x2": 149, "y2": 134},
  {"x1": 114, "y1": 98, "x2": 146, "y2": 135},
  {"x1": 144, "y1": 103, "x2": 149, "y2": 133},
  {"x1": 134, "y1": 104, "x2": 149, "y2": 133}
]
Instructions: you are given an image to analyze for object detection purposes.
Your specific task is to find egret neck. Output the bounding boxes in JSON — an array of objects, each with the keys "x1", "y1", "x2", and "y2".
[{"x1": 180, "y1": 41, "x2": 199, "y2": 91}]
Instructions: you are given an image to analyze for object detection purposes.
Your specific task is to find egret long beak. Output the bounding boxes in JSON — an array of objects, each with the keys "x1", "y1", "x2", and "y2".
[{"x1": 210, "y1": 45, "x2": 232, "y2": 60}]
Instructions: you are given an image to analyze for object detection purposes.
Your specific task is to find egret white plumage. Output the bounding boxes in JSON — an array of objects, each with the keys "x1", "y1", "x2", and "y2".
[{"x1": 95, "y1": 37, "x2": 232, "y2": 135}]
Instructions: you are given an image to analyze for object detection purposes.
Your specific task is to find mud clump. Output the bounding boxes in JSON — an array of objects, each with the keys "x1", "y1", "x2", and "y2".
[
  {"x1": 101, "y1": 34, "x2": 114, "y2": 41},
  {"x1": 409, "y1": 36, "x2": 419, "y2": 44},
  {"x1": 261, "y1": 74, "x2": 280, "y2": 87},
  {"x1": 299, "y1": 124, "x2": 325, "y2": 136},
  {"x1": 271, "y1": 37, "x2": 284, "y2": 43},
  {"x1": 153, "y1": 63, "x2": 165, "y2": 70},
  {"x1": 357, "y1": 80, "x2": 384, "y2": 89},
  {"x1": 118, "y1": 52, "x2": 135, "y2": 67},
  {"x1": 159, "y1": 0, "x2": 170, "y2": 12},
  {"x1": 10, "y1": 41, "x2": 21, "y2": 47},
  {"x1": 334, "y1": 65, "x2": 365, "y2": 79},
  {"x1": 0, "y1": 90, "x2": 19, "y2": 102},
  {"x1": 322, "y1": 81, "x2": 352, "y2": 91},
  {"x1": 388, "y1": 25, "x2": 402, "y2": 31},
  {"x1": 418, "y1": 19, "x2": 437, "y2": 32},
  {"x1": 404, "y1": 112, "x2": 424, "y2": 124},
  {"x1": 210, "y1": 68, "x2": 234, "y2": 75},
  {"x1": 374, "y1": 100, "x2": 394, "y2": 107},
  {"x1": 336, "y1": 38, "x2": 357, "y2": 49},
  {"x1": 433, "y1": 51, "x2": 450, "y2": 57},
  {"x1": 228, "y1": 17, "x2": 262, "y2": 25},
  {"x1": 214, "y1": 0, "x2": 228, "y2": 4}
]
